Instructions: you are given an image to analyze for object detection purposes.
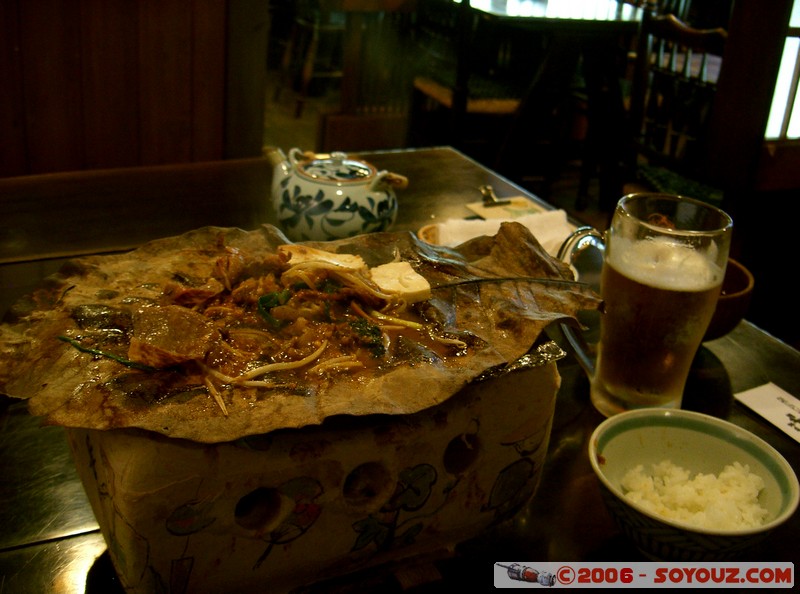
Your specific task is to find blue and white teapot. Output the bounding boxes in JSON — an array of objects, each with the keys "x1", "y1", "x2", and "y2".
[{"x1": 270, "y1": 147, "x2": 407, "y2": 242}]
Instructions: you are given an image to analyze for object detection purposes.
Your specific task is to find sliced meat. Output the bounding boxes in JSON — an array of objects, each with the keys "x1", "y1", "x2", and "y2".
[
  {"x1": 163, "y1": 278, "x2": 225, "y2": 307},
  {"x1": 128, "y1": 305, "x2": 217, "y2": 368}
]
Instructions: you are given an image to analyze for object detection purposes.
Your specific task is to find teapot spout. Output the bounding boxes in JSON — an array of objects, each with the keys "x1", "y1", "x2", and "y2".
[
  {"x1": 264, "y1": 146, "x2": 290, "y2": 183},
  {"x1": 264, "y1": 146, "x2": 287, "y2": 168}
]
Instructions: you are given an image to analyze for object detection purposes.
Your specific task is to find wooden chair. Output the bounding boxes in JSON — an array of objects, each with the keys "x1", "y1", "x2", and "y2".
[
  {"x1": 407, "y1": 0, "x2": 540, "y2": 163},
  {"x1": 574, "y1": 1, "x2": 700, "y2": 209},
  {"x1": 316, "y1": 0, "x2": 417, "y2": 152},
  {"x1": 619, "y1": 1, "x2": 693, "y2": 69},
  {"x1": 273, "y1": 0, "x2": 346, "y2": 119},
  {"x1": 621, "y1": 11, "x2": 728, "y2": 206}
]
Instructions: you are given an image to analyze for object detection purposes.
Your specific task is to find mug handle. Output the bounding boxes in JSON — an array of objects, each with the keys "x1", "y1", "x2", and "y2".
[{"x1": 557, "y1": 226, "x2": 606, "y2": 378}]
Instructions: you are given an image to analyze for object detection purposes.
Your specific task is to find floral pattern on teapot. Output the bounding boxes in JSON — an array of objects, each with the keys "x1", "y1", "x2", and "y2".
[
  {"x1": 275, "y1": 178, "x2": 397, "y2": 241},
  {"x1": 271, "y1": 148, "x2": 404, "y2": 242}
]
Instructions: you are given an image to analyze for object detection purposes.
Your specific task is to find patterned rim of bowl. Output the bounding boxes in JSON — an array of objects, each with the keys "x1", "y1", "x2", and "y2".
[{"x1": 589, "y1": 408, "x2": 800, "y2": 536}]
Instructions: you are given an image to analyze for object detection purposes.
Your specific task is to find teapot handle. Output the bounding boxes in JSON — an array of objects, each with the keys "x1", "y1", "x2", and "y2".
[
  {"x1": 371, "y1": 171, "x2": 409, "y2": 191},
  {"x1": 288, "y1": 147, "x2": 316, "y2": 167}
]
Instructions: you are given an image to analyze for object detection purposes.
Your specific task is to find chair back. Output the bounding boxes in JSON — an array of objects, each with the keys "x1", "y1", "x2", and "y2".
[
  {"x1": 654, "y1": 0, "x2": 692, "y2": 20},
  {"x1": 333, "y1": 0, "x2": 416, "y2": 115},
  {"x1": 628, "y1": 11, "x2": 727, "y2": 180},
  {"x1": 412, "y1": 0, "x2": 536, "y2": 108},
  {"x1": 625, "y1": 1, "x2": 692, "y2": 21},
  {"x1": 316, "y1": 0, "x2": 417, "y2": 151},
  {"x1": 413, "y1": 0, "x2": 461, "y2": 73}
]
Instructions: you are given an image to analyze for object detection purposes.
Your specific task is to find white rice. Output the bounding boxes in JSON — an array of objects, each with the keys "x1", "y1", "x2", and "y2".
[{"x1": 620, "y1": 460, "x2": 769, "y2": 530}]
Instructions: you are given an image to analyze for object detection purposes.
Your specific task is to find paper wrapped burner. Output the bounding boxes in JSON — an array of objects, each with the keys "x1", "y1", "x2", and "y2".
[{"x1": 0, "y1": 223, "x2": 600, "y2": 592}]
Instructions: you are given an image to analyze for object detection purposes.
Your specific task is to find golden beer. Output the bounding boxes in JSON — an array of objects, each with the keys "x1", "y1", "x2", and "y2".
[{"x1": 591, "y1": 237, "x2": 723, "y2": 417}]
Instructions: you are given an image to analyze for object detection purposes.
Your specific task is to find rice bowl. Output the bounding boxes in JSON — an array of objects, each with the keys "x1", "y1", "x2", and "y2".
[
  {"x1": 589, "y1": 409, "x2": 799, "y2": 561},
  {"x1": 621, "y1": 460, "x2": 768, "y2": 530}
]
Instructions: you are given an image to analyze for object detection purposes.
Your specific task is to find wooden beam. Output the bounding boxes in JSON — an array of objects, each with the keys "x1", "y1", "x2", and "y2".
[{"x1": 706, "y1": 0, "x2": 793, "y2": 202}]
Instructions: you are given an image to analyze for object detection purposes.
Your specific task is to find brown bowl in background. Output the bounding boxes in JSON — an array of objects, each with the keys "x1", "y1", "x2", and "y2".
[{"x1": 704, "y1": 258, "x2": 754, "y2": 341}]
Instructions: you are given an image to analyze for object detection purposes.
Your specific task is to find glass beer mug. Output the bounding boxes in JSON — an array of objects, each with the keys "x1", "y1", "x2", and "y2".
[{"x1": 558, "y1": 193, "x2": 733, "y2": 417}]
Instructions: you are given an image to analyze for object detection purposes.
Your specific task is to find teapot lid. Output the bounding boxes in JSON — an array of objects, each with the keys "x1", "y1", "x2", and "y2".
[{"x1": 296, "y1": 151, "x2": 377, "y2": 184}]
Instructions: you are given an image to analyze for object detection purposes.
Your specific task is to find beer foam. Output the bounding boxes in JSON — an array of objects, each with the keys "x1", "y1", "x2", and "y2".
[{"x1": 607, "y1": 237, "x2": 722, "y2": 292}]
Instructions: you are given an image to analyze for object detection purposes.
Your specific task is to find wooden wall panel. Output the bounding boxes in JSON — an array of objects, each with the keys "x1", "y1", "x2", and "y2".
[
  {"x1": 191, "y1": 0, "x2": 227, "y2": 161},
  {"x1": 18, "y1": 0, "x2": 85, "y2": 172},
  {"x1": 138, "y1": 0, "x2": 194, "y2": 164},
  {"x1": 79, "y1": 0, "x2": 141, "y2": 168},
  {"x1": 0, "y1": 1, "x2": 26, "y2": 176},
  {"x1": 0, "y1": 0, "x2": 265, "y2": 178},
  {"x1": 224, "y1": 0, "x2": 270, "y2": 159},
  {"x1": 707, "y1": 0, "x2": 792, "y2": 204},
  {"x1": 757, "y1": 142, "x2": 800, "y2": 192}
]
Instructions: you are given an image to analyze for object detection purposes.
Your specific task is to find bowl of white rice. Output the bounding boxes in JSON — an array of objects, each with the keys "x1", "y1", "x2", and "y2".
[{"x1": 589, "y1": 408, "x2": 799, "y2": 561}]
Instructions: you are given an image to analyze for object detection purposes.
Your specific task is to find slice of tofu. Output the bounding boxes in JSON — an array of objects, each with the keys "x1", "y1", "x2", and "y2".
[
  {"x1": 278, "y1": 245, "x2": 430, "y2": 303},
  {"x1": 278, "y1": 245, "x2": 366, "y2": 270},
  {"x1": 369, "y1": 261, "x2": 431, "y2": 303}
]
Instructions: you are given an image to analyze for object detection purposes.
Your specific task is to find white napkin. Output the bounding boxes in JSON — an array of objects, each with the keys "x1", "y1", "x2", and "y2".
[{"x1": 432, "y1": 209, "x2": 575, "y2": 256}]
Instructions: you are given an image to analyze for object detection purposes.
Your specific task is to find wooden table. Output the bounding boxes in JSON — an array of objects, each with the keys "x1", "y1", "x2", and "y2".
[{"x1": 1, "y1": 146, "x2": 798, "y2": 592}]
